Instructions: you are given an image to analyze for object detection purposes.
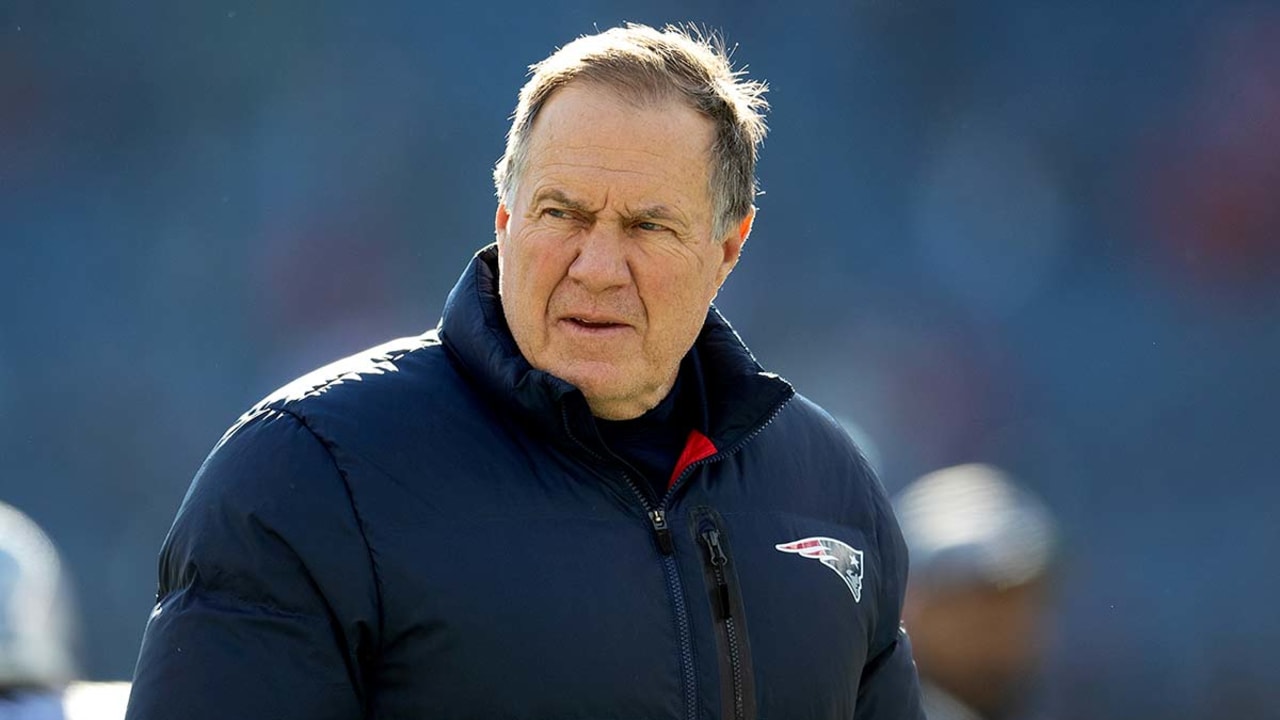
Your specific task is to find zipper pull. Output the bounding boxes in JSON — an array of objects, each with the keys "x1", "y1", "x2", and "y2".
[
  {"x1": 702, "y1": 529, "x2": 728, "y2": 567},
  {"x1": 650, "y1": 509, "x2": 674, "y2": 555},
  {"x1": 700, "y1": 529, "x2": 733, "y2": 620}
]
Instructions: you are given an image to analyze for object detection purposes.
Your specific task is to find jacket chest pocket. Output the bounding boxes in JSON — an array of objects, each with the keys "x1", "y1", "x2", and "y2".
[
  {"x1": 689, "y1": 508, "x2": 759, "y2": 720},
  {"x1": 693, "y1": 511, "x2": 873, "y2": 720}
]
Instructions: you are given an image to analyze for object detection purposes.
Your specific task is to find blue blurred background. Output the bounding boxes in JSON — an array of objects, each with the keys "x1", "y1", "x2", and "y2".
[{"x1": 2, "y1": 1, "x2": 1278, "y2": 717}]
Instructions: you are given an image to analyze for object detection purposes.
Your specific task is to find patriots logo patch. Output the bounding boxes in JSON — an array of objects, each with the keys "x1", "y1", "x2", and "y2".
[{"x1": 775, "y1": 537, "x2": 864, "y2": 602}]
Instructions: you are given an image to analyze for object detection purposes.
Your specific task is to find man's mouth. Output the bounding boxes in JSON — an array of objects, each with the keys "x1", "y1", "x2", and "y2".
[{"x1": 565, "y1": 316, "x2": 628, "y2": 330}]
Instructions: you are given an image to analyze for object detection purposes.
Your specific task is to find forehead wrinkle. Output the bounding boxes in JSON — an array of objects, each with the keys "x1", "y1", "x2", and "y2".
[
  {"x1": 528, "y1": 133, "x2": 713, "y2": 173},
  {"x1": 550, "y1": 141, "x2": 691, "y2": 163},
  {"x1": 537, "y1": 160, "x2": 665, "y2": 179}
]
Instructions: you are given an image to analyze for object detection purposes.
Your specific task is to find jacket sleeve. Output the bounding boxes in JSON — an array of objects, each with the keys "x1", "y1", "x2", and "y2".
[
  {"x1": 853, "y1": 625, "x2": 924, "y2": 720},
  {"x1": 125, "y1": 409, "x2": 379, "y2": 720},
  {"x1": 853, "y1": 459, "x2": 925, "y2": 720}
]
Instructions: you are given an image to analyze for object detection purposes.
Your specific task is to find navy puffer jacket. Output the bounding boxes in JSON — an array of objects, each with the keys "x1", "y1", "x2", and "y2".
[{"x1": 125, "y1": 246, "x2": 923, "y2": 720}]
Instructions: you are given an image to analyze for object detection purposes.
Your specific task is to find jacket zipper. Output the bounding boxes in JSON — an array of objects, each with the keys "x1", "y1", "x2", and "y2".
[
  {"x1": 561, "y1": 407, "x2": 697, "y2": 720},
  {"x1": 649, "y1": 508, "x2": 675, "y2": 555},
  {"x1": 562, "y1": 392, "x2": 791, "y2": 720},
  {"x1": 630, "y1": 487, "x2": 696, "y2": 720},
  {"x1": 700, "y1": 527, "x2": 747, "y2": 720},
  {"x1": 666, "y1": 400, "x2": 788, "y2": 720}
]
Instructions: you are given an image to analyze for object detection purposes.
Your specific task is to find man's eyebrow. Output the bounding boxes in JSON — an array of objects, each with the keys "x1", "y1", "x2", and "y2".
[
  {"x1": 532, "y1": 189, "x2": 592, "y2": 212},
  {"x1": 631, "y1": 205, "x2": 688, "y2": 226}
]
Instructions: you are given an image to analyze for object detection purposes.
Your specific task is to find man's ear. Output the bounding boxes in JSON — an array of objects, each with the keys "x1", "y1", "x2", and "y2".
[
  {"x1": 714, "y1": 208, "x2": 755, "y2": 288},
  {"x1": 736, "y1": 209, "x2": 755, "y2": 247},
  {"x1": 495, "y1": 203, "x2": 511, "y2": 235}
]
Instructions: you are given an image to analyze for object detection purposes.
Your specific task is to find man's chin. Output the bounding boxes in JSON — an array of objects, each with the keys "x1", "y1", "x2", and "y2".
[
  {"x1": 543, "y1": 359, "x2": 626, "y2": 390},
  {"x1": 556, "y1": 372, "x2": 655, "y2": 420},
  {"x1": 565, "y1": 375, "x2": 633, "y2": 404}
]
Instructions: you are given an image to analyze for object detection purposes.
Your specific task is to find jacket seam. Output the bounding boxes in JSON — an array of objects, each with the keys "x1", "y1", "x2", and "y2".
[{"x1": 274, "y1": 406, "x2": 387, "y2": 661}]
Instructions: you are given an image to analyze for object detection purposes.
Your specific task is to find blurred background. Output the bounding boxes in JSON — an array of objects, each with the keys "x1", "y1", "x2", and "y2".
[{"x1": 2, "y1": 0, "x2": 1278, "y2": 717}]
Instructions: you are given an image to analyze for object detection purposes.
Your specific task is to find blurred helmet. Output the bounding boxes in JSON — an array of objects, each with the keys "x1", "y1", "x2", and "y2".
[
  {"x1": 0, "y1": 501, "x2": 76, "y2": 689},
  {"x1": 894, "y1": 463, "x2": 1057, "y2": 589}
]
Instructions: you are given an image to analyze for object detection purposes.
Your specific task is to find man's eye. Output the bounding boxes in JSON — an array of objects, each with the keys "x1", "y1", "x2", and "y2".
[
  {"x1": 636, "y1": 221, "x2": 668, "y2": 232},
  {"x1": 544, "y1": 208, "x2": 572, "y2": 220}
]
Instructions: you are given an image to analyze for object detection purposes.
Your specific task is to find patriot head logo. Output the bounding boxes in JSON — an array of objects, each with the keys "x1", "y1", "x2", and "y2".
[{"x1": 775, "y1": 537, "x2": 864, "y2": 602}]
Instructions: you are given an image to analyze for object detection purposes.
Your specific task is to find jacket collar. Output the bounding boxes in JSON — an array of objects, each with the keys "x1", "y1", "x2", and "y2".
[{"x1": 439, "y1": 244, "x2": 794, "y2": 458}]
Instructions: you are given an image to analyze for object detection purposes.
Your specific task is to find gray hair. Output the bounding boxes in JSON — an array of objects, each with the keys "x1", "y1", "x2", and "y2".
[{"x1": 493, "y1": 23, "x2": 769, "y2": 241}]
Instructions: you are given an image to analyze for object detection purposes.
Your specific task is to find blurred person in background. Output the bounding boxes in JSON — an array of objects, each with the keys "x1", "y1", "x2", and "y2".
[
  {"x1": 123, "y1": 23, "x2": 922, "y2": 720},
  {"x1": 0, "y1": 501, "x2": 129, "y2": 720},
  {"x1": 894, "y1": 465, "x2": 1058, "y2": 720}
]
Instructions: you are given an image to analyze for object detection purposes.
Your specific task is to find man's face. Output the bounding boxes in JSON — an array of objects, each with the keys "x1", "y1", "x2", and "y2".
[{"x1": 495, "y1": 82, "x2": 747, "y2": 420}]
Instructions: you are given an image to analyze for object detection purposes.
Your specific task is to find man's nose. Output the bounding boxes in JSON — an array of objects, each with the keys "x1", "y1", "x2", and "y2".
[{"x1": 568, "y1": 224, "x2": 631, "y2": 292}]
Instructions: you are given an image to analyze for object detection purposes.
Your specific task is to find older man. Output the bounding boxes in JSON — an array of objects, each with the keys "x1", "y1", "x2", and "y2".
[{"x1": 125, "y1": 24, "x2": 923, "y2": 720}]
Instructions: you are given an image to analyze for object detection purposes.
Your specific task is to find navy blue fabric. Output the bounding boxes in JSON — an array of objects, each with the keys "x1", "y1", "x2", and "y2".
[
  {"x1": 125, "y1": 245, "x2": 924, "y2": 720},
  {"x1": 595, "y1": 349, "x2": 701, "y2": 500}
]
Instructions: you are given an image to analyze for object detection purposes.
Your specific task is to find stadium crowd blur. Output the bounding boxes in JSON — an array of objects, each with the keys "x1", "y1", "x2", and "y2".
[{"x1": 2, "y1": 2, "x2": 1277, "y2": 718}]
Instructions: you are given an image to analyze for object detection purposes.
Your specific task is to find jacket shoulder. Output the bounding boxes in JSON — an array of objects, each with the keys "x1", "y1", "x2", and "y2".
[
  {"x1": 778, "y1": 392, "x2": 902, "y2": 529},
  {"x1": 769, "y1": 393, "x2": 879, "y2": 485},
  {"x1": 222, "y1": 331, "x2": 468, "y2": 441},
  {"x1": 219, "y1": 330, "x2": 504, "y2": 497},
  {"x1": 254, "y1": 332, "x2": 446, "y2": 412},
  {"x1": 750, "y1": 391, "x2": 896, "y2": 537}
]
